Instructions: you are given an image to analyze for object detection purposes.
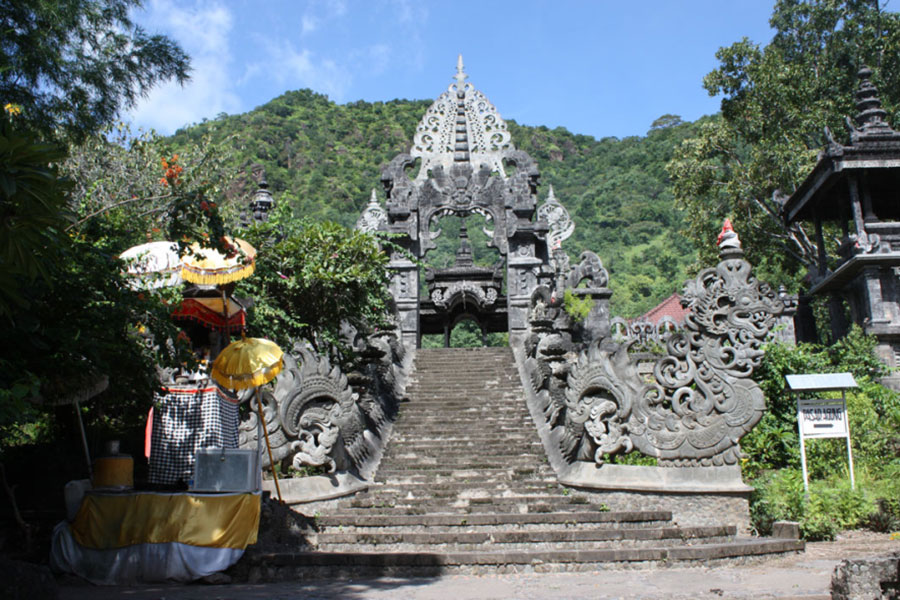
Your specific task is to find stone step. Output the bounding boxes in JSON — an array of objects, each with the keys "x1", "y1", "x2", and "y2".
[
  {"x1": 381, "y1": 449, "x2": 545, "y2": 459},
  {"x1": 316, "y1": 525, "x2": 737, "y2": 553},
  {"x1": 329, "y1": 502, "x2": 615, "y2": 516},
  {"x1": 404, "y1": 387, "x2": 521, "y2": 394},
  {"x1": 236, "y1": 539, "x2": 805, "y2": 580},
  {"x1": 318, "y1": 510, "x2": 672, "y2": 530},
  {"x1": 380, "y1": 448, "x2": 544, "y2": 457},
  {"x1": 388, "y1": 427, "x2": 534, "y2": 436},
  {"x1": 283, "y1": 346, "x2": 804, "y2": 579},
  {"x1": 381, "y1": 460, "x2": 549, "y2": 472},
  {"x1": 343, "y1": 493, "x2": 600, "y2": 509},
  {"x1": 386, "y1": 439, "x2": 538, "y2": 448},
  {"x1": 374, "y1": 473, "x2": 555, "y2": 484},
  {"x1": 393, "y1": 418, "x2": 532, "y2": 427},
  {"x1": 370, "y1": 475, "x2": 556, "y2": 487},
  {"x1": 382, "y1": 441, "x2": 545, "y2": 451}
]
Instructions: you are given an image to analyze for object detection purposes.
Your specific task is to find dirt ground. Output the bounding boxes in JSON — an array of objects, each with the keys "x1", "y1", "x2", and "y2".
[{"x1": 55, "y1": 530, "x2": 900, "y2": 600}]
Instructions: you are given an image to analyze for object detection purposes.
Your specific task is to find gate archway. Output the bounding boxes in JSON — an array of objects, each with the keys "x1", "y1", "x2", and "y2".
[{"x1": 356, "y1": 57, "x2": 555, "y2": 350}]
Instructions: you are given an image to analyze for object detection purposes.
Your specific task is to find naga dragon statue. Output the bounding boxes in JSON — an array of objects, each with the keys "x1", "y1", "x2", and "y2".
[
  {"x1": 238, "y1": 329, "x2": 405, "y2": 479},
  {"x1": 526, "y1": 220, "x2": 785, "y2": 467}
]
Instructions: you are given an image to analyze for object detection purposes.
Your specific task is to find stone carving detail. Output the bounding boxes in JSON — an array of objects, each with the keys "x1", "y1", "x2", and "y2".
[
  {"x1": 356, "y1": 189, "x2": 387, "y2": 233},
  {"x1": 610, "y1": 316, "x2": 681, "y2": 349},
  {"x1": 566, "y1": 251, "x2": 609, "y2": 289},
  {"x1": 524, "y1": 223, "x2": 784, "y2": 467},
  {"x1": 431, "y1": 281, "x2": 499, "y2": 309},
  {"x1": 463, "y1": 87, "x2": 512, "y2": 170},
  {"x1": 411, "y1": 55, "x2": 511, "y2": 179},
  {"x1": 239, "y1": 330, "x2": 406, "y2": 479},
  {"x1": 537, "y1": 186, "x2": 574, "y2": 251}
]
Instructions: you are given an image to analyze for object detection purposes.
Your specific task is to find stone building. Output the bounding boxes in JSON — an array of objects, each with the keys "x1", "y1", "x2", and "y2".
[{"x1": 782, "y1": 67, "x2": 900, "y2": 386}]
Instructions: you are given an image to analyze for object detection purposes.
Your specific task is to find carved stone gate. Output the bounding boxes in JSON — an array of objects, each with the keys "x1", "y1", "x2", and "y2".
[{"x1": 357, "y1": 57, "x2": 558, "y2": 348}]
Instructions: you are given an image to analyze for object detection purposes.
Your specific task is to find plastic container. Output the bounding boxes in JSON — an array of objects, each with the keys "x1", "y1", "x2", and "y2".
[
  {"x1": 92, "y1": 440, "x2": 134, "y2": 489},
  {"x1": 192, "y1": 448, "x2": 258, "y2": 492}
]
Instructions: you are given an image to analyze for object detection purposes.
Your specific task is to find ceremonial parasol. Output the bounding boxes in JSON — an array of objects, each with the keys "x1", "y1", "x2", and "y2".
[
  {"x1": 171, "y1": 297, "x2": 246, "y2": 334},
  {"x1": 119, "y1": 241, "x2": 183, "y2": 290},
  {"x1": 181, "y1": 237, "x2": 256, "y2": 286},
  {"x1": 210, "y1": 336, "x2": 284, "y2": 501},
  {"x1": 181, "y1": 237, "x2": 257, "y2": 344}
]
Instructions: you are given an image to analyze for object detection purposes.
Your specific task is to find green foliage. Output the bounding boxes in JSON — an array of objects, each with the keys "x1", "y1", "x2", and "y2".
[
  {"x1": 1, "y1": 123, "x2": 238, "y2": 448},
  {"x1": 745, "y1": 327, "x2": 900, "y2": 538},
  {"x1": 0, "y1": 0, "x2": 190, "y2": 142},
  {"x1": 0, "y1": 111, "x2": 71, "y2": 315},
  {"x1": 562, "y1": 288, "x2": 593, "y2": 322},
  {"x1": 63, "y1": 123, "x2": 237, "y2": 253},
  {"x1": 237, "y1": 205, "x2": 392, "y2": 360},
  {"x1": 750, "y1": 469, "x2": 875, "y2": 540},
  {"x1": 669, "y1": 0, "x2": 900, "y2": 286}
]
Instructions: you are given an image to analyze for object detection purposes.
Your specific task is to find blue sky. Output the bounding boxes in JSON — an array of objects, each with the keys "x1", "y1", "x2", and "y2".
[{"x1": 128, "y1": 1, "x2": 777, "y2": 140}]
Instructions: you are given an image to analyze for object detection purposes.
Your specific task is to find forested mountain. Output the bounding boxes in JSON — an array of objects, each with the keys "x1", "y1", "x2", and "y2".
[{"x1": 169, "y1": 91, "x2": 701, "y2": 317}]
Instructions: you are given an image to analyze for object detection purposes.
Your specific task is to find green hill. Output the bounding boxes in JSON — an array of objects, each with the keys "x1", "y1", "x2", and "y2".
[{"x1": 169, "y1": 92, "x2": 701, "y2": 318}]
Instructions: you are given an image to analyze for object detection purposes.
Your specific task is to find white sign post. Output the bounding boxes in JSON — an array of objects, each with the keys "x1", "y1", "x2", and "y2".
[{"x1": 785, "y1": 373, "x2": 857, "y2": 493}]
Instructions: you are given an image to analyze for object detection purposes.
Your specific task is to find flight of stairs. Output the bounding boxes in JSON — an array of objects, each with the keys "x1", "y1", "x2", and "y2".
[{"x1": 240, "y1": 347, "x2": 802, "y2": 579}]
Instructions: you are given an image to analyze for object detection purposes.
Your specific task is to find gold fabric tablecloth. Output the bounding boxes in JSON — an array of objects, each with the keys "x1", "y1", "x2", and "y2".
[{"x1": 71, "y1": 490, "x2": 259, "y2": 550}]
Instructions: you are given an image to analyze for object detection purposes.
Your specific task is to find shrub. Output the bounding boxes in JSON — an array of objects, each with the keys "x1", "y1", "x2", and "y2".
[{"x1": 750, "y1": 469, "x2": 875, "y2": 541}]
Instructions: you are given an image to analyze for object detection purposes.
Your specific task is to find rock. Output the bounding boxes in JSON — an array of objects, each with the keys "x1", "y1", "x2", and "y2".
[
  {"x1": 772, "y1": 521, "x2": 800, "y2": 539},
  {"x1": 831, "y1": 552, "x2": 900, "y2": 600}
]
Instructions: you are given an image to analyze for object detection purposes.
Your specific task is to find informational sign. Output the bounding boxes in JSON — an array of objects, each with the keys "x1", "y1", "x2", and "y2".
[
  {"x1": 786, "y1": 373, "x2": 857, "y2": 493},
  {"x1": 797, "y1": 398, "x2": 849, "y2": 438}
]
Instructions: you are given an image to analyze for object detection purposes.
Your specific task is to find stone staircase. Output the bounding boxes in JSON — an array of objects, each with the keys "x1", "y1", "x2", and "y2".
[{"x1": 241, "y1": 347, "x2": 802, "y2": 579}]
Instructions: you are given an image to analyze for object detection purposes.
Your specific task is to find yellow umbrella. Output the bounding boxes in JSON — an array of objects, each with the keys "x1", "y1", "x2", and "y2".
[
  {"x1": 181, "y1": 237, "x2": 256, "y2": 285},
  {"x1": 211, "y1": 336, "x2": 284, "y2": 501}
]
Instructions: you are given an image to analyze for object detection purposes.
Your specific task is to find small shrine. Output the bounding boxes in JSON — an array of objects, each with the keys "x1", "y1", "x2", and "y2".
[
  {"x1": 420, "y1": 224, "x2": 506, "y2": 346},
  {"x1": 782, "y1": 66, "x2": 900, "y2": 385}
]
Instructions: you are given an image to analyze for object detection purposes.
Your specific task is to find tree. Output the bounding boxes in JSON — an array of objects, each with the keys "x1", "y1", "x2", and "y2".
[
  {"x1": 0, "y1": 124, "x2": 236, "y2": 441},
  {"x1": 0, "y1": 0, "x2": 190, "y2": 142},
  {"x1": 237, "y1": 206, "x2": 393, "y2": 362},
  {"x1": 0, "y1": 109, "x2": 71, "y2": 315},
  {"x1": 63, "y1": 123, "x2": 236, "y2": 249},
  {"x1": 668, "y1": 0, "x2": 900, "y2": 285}
]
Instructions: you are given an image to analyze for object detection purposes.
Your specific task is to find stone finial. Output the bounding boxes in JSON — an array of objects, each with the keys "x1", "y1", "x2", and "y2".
[
  {"x1": 410, "y1": 57, "x2": 512, "y2": 178},
  {"x1": 537, "y1": 185, "x2": 575, "y2": 251},
  {"x1": 717, "y1": 219, "x2": 741, "y2": 251},
  {"x1": 852, "y1": 66, "x2": 900, "y2": 142},
  {"x1": 356, "y1": 189, "x2": 387, "y2": 233},
  {"x1": 454, "y1": 54, "x2": 468, "y2": 91}
]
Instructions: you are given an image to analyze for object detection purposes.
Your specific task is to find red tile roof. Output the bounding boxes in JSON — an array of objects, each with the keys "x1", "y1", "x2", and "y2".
[{"x1": 632, "y1": 293, "x2": 688, "y2": 325}]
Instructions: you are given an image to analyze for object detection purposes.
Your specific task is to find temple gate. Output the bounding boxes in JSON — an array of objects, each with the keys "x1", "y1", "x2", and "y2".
[{"x1": 357, "y1": 56, "x2": 584, "y2": 349}]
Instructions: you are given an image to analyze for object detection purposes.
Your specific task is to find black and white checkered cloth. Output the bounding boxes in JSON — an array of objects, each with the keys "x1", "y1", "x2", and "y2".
[{"x1": 148, "y1": 382, "x2": 240, "y2": 485}]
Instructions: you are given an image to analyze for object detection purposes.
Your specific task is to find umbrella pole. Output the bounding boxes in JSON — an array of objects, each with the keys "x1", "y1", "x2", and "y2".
[
  {"x1": 74, "y1": 398, "x2": 93, "y2": 480},
  {"x1": 221, "y1": 289, "x2": 229, "y2": 356},
  {"x1": 255, "y1": 388, "x2": 283, "y2": 502}
]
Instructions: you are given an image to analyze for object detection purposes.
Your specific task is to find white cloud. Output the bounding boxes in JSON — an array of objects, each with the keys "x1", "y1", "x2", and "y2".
[
  {"x1": 390, "y1": 0, "x2": 426, "y2": 25},
  {"x1": 269, "y1": 43, "x2": 353, "y2": 101},
  {"x1": 300, "y1": 0, "x2": 347, "y2": 35},
  {"x1": 301, "y1": 14, "x2": 318, "y2": 35},
  {"x1": 127, "y1": 0, "x2": 240, "y2": 134}
]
